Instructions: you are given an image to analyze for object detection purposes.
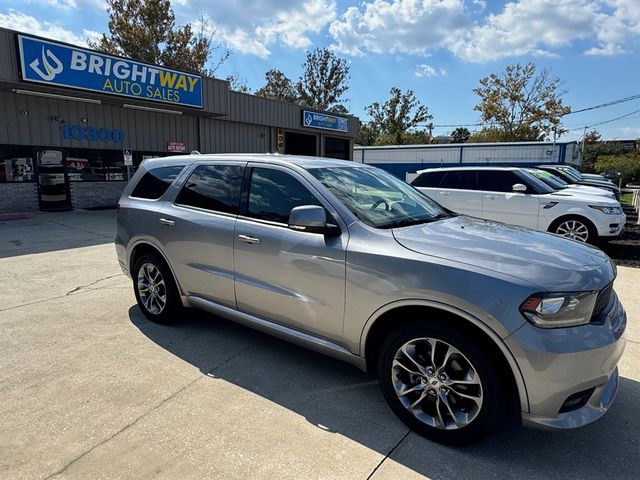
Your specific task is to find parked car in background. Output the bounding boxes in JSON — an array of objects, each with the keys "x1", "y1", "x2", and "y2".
[
  {"x1": 116, "y1": 154, "x2": 626, "y2": 446},
  {"x1": 411, "y1": 166, "x2": 625, "y2": 244},
  {"x1": 525, "y1": 168, "x2": 615, "y2": 199},
  {"x1": 536, "y1": 165, "x2": 621, "y2": 199}
]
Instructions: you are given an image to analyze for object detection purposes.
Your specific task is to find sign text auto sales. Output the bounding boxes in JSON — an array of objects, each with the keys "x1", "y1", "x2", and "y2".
[{"x1": 18, "y1": 35, "x2": 203, "y2": 108}]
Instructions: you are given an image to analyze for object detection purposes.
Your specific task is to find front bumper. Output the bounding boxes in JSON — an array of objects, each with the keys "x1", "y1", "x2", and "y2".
[
  {"x1": 506, "y1": 292, "x2": 626, "y2": 430},
  {"x1": 595, "y1": 213, "x2": 626, "y2": 238}
]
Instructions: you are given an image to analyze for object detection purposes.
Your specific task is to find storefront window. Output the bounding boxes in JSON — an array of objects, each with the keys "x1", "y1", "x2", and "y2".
[
  {"x1": 0, "y1": 146, "x2": 35, "y2": 183},
  {"x1": 102, "y1": 150, "x2": 128, "y2": 181},
  {"x1": 66, "y1": 148, "x2": 105, "y2": 181}
]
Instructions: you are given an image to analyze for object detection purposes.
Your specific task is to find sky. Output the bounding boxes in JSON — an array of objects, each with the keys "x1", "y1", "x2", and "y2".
[{"x1": 2, "y1": 0, "x2": 640, "y2": 141}]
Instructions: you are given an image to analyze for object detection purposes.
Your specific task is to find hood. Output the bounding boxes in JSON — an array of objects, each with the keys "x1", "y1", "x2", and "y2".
[
  {"x1": 545, "y1": 190, "x2": 619, "y2": 206},
  {"x1": 393, "y1": 215, "x2": 614, "y2": 291},
  {"x1": 578, "y1": 178, "x2": 618, "y2": 190},
  {"x1": 565, "y1": 185, "x2": 615, "y2": 198}
]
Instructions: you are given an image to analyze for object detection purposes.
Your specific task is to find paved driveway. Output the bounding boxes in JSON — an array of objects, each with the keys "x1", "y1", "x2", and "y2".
[{"x1": 1, "y1": 211, "x2": 639, "y2": 479}]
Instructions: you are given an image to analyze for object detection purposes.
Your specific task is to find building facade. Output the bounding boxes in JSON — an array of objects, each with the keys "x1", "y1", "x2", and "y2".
[
  {"x1": 354, "y1": 141, "x2": 581, "y2": 182},
  {"x1": 0, "y1": 28, "x2": 359, "y2": 213}
]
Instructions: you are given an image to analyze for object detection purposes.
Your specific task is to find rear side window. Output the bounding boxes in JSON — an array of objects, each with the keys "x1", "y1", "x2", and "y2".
[
  {"x1": 175, "y1": 165, "x2": 244, "y2": 214},
  {"x1": 412, "y1": 171, "x2": 444, "y2": 187},
  {"x1": 247, "y1": 168, "x2": 320, "y2": 224},
  {"x1": 478, "y1": 171, "x2": 521, "y2": 192},
  {"x1": 439, "y1": 171, "x2": 478, "y2": 190},
  {"x1": 130, "y1": 166, "x2": 185, "y2": 200}
]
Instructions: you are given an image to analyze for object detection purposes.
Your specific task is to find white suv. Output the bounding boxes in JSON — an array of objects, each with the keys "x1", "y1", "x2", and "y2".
[{"x1": 411, "y1": 167, "x2": 625, "y2": 244}]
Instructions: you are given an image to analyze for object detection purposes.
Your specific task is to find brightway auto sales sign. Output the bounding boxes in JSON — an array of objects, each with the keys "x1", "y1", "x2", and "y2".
[{"x1": 18, "y1": 35, "x2": 203, "y2": 108}]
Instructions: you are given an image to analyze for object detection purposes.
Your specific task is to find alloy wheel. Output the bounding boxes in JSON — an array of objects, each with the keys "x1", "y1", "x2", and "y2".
[
  {"x1": 137, "y1": 262, "x2": 167, "y2": 315},
  {"x1": 391, "y1": 337, "x2": 483, "y2": 430},
  {"x1": 555, "y1": 220, "x2": 590, "y2": 242}
]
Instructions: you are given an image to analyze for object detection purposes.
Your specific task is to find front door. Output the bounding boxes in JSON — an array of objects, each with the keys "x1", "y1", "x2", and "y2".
[
  {"x1": 36, "y1": 149, "x2": 71, "y2": 211},
  {"x1": 233, "y1": 164, "x2": 347, "y2": 343}
]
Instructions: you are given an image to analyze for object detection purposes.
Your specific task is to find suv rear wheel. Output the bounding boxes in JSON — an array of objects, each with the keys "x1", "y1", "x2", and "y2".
[
  {"x1": 377, "y1": 320, "x2": 502, "y2": 445},
  {"x1": 133, "y1": 253, "x2": 181, "y2": 324}
]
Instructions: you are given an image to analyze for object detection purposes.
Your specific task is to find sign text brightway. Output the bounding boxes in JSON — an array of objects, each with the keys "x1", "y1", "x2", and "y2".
[
  {"x1": 302, "y1": 110, "x2": 349, "y2": 133},
  {"x1": 18, "y1": 35, "x2": 203, "y2": 108}
]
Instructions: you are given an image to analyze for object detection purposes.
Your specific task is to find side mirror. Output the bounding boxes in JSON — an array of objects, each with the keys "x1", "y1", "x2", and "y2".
[
  {"x1": 289, "y1": 205, "x2": 334, "y2": 234},
  {"x1": 512, "y1": 183, "x2": 527, "y2": 192}
]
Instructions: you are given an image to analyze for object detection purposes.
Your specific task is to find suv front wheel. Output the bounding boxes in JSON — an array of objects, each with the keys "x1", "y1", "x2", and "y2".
[{"x1": 377, "y1": 320, "x2": 502, "y2": 445}]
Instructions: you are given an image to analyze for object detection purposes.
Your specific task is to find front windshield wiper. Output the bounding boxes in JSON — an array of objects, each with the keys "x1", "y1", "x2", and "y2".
[{"x1": 379, "y1": 213, "x2": 452, "y2": 229}]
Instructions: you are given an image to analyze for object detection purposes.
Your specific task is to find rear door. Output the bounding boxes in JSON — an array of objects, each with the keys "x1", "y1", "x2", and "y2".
[
  {"x1": 412, "y1": 170, "x2": 445, "y2": 202},
  {"x1": 156, "y1": 162, "x2": 245, "y2": 307},
  {"x1": 478, "y1": 170, "x2": 540, "y2": 228},
  {"x1": 436, "y1": 170, "x2": 482, "y2": 217}
]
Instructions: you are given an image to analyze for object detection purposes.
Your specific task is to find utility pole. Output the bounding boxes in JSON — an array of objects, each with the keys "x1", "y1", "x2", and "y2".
[{"x1": 580, "y1": 126, "x2": 587, "y2": 164}]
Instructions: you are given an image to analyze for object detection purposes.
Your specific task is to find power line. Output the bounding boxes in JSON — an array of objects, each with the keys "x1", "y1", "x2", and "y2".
[
  {"x1": 566, "y1": 107, "x2": 640, "y2": 132},
  {"x1": 565, "y1": 93, "x2": 640, "y2": 116}
]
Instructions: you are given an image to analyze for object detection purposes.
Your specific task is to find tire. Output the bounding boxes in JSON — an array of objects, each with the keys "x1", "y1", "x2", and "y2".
[
  {"x1": 376, "y1": 320, "x2": 503, "y2": 446},
  {"x1": 549, "y1": 215, "x2": 598, "y2": 245},
  {"x1": 132, "y1": 253, "x2": 181, "y2": 324}
]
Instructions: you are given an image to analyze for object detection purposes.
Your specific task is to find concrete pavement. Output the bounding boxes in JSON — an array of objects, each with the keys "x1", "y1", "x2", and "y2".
[{"x1": 1, "y1": 211, "x2": 639, "y2": 479}]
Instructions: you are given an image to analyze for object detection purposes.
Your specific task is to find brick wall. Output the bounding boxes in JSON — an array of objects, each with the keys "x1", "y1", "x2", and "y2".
[
  {"x1": 70, "y1": 181, "x2": 127, "y2": 209},
  {"x1": 0, "y1": 183, "x2": 38, "y2": 213}
]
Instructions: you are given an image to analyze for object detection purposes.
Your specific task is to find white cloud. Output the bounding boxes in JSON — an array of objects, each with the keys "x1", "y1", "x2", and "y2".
[
  {"x1": 0, "y1": 10, "x2": 96, "y2": 46},
  {"x1": 415, "y1": 63, "x2": 446, "y2": 77},
  {"x1": 47, "y1": 0, "x2": 77, "y2": 7},
  {"x1": 329, "y1": 0, "x2": 469, "y2": 56},
  {"x1": 197, "y1": 0, "x2": 336, "y2": 57}
]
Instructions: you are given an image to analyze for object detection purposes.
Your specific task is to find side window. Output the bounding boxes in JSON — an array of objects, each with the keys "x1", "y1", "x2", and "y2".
[
  {"x1": 478, "y1": 171, "x2": 522, "y2": 192},
  {"x1": 412, "y1": 171, "x2": 444, "y2": 187},
  {"x1": 247, "y1": 168, "x2": 320, "y2": 224},
  {"x1": 130, "y1": 165, "x2": 185, "y2": 200},
  {"x1": 175, "y1": 165, "x2": 244, "y2": 214},
  {"x1": 439, "y1": 171, "x2": 478, "y2": 190}
]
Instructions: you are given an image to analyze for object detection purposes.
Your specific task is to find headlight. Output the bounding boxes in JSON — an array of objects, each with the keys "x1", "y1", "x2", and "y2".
[
  {"x1": 519, "y1": 292, "x2": 598, "y2": 328},
  {"x1": 590, "y1": 205, "x2": 623, "y2": 215}
]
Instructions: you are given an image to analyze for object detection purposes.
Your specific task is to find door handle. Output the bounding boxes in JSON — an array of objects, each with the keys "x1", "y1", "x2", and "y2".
[
  {"x1": 237, "y1": 234, "x2": 261, "y2": 244},
  {"x1": 159, "y1": 218, "x2": 175, "y2": 226},
  {"x1": 484, "y1": 195, "x2": 497, "y2": 199},
  {"x1": 439, "y1": 191, "x2": 449, "y2": 196}
]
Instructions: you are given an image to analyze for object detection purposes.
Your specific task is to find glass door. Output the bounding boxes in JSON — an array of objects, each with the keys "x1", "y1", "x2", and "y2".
[{"x1": 36, "y1": 149, "x2": 71, "y2": 211}]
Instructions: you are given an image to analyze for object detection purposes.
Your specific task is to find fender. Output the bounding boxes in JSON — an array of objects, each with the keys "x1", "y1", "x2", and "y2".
[{"x1": 359, "y1": 298, "x2": 530, "y2": 413}]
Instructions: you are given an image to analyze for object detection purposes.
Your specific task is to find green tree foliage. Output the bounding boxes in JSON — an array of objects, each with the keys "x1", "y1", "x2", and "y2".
[
  {"x1": 296, "y1": 48, "x2": 350, "y2": 112},
  {"x1": 595, "y1": 151, "x2": 640, "y2": 186},
  {"x1": 363, "y1": 87, "x2": 433, "y2": 145},
  {"x1": 255, "y1": 69, "x2": 297, "y2": 103},
  {"x1": 90, "y1": 0, "x2": 229, "y2": 75},
  {"x1": 473, "y1": 62, "x2": 571, "y2": 141},
  {"x1": 451, "y1": 127, "x2": 470, "y2": 143},
  {"x1": 225, "y1": 73, "x2": 251, "y2": 93},
  {"x1": 467, "y1": 128, "x2": 512, "y2": 143}
]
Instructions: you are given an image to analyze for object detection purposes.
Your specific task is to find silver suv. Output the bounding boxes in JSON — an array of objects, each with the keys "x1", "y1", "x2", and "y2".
[{"x1": 115, "y1": 154, "x2": 626, "y2": 445}]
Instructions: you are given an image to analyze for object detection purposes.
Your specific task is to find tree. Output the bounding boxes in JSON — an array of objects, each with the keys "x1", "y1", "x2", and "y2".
[
  {"x1": 584, "y1": 129, "x2": 601, "y2": 144},
  {"x1": 296, "y1": 48, "x2": 350, "y2": 111},
  {"x1": 467, "y1": 128, "x2": 512, "y2": 143},
  {"x1": 473, "y1": 62, "x2": 571, "y2": 142},
  {"x1": 364, "y1": 87, "x2": 433, "y2": 145},
  {"x1": 451, "y1": 127, "x2": 470, "y2": 143},
  {"x1": 225, "y1": 73, "x2": 250, "y2": 93},
  {"x1": 595, "y1": 151, "x2": 640, "y2": 186},
  {"x1": 255, "y1": 69, "x2": 297, "y2": 103},
  {"x1": 90, "y1": 0, "x2": 229, "y2": 75}
]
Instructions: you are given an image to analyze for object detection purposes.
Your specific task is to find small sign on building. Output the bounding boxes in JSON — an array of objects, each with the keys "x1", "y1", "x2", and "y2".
[
  {"x1": 167, "y1": 141, "x2": 187, "y2": 153},
  {"x1": 123, "y1": 149, "x2": 133, "y2": 166},
  {"x1": 302, "y1": 110, "x2": 349, "y2": 133}
]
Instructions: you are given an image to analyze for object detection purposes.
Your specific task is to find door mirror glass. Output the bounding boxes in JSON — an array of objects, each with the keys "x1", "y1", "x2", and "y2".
[
  {"x1": 512, "y1": 183, "x2": 527, "y2": 192},
  {"x1": 289, "y1": 205, "x2": 328, "y2": 234}
]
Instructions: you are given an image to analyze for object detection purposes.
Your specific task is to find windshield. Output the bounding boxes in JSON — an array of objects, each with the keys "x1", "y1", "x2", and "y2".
[
  {"x1": 556, "y1": 167, "x2": 582, "y2": 181},
  {"x1": 516, "y1": 170, "x2": 555, "y2": 194},
  {"x1": 526, "y1": 169, "x2": 567, "y2": 189},
  {"x1": 309, "y1": 166, "x2": 451, "y2": 228}
]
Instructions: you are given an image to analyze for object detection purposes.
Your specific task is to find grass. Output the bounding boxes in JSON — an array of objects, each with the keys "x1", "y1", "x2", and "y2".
[{"x1": 620, "y1": 193, "x2": 633, "y2": 206}]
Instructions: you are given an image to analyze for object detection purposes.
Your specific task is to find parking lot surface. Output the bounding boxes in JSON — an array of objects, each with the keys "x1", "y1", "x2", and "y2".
[{"x1": 1, "y1": 210, "x2": 639, "y2": 480}]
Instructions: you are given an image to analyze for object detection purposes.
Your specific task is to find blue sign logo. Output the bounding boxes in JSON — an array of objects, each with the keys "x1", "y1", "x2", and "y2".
[
  {"x1": 303, "y1": 110, "x2": 349, "y2": 133},
  {"x1": 18, "y1": 35, "x2": 203, "y2": 108}
]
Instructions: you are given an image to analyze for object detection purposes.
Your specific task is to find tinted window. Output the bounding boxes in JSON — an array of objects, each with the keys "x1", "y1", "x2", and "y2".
[
  {"x1": 412, "y1": 171, "x2": 445, "y2": 187},
  {"x1": 248, "y1": 168, "x2": 320, "y2": 224},
  {"x1": 478, "y1": 171, "x2": 522, "y2": 192},
  {"x1": 176, "y1": 165, "x2": 244, "y2": 214},
  {"x1": 131, "y1": 166, "x2": 185, "y2": 199},
  {"x1": 439, "y1": 171, "x2": 478, "y2": 190}
]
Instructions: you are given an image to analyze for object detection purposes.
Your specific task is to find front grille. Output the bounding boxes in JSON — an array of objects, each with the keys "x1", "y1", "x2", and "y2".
[{"x1": 591, "y1": 282, "x2": 613, "y2": 321}]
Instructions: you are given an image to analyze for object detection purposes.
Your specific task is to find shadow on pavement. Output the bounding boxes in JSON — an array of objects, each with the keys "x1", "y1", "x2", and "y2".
[
  {"x1": 129, "y1": 306, "x2": 640, "y2": 480},
  {"x1": 0, "y1": 210, "x2": 115, "y2": 258}
]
